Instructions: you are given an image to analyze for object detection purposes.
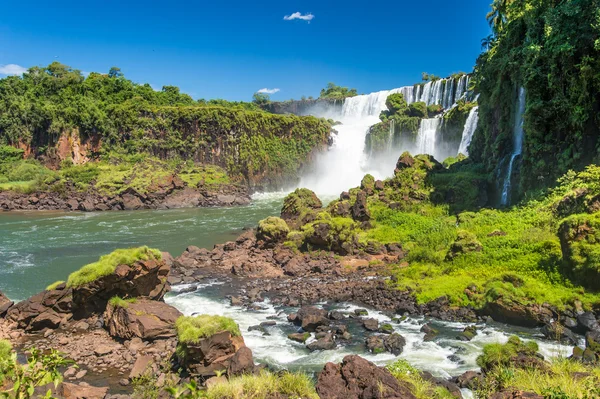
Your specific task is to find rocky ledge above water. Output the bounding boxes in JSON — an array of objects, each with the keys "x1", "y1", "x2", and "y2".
[{"x1": 0, "y1": 177, "x2": 250, "y2": 212}]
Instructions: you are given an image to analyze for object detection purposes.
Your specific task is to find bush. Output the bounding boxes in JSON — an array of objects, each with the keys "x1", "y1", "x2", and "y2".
[
  {"x1": 66, "y1": 246, "x2": 162, "y2": 287},
  {"x1": 0, "y1": 145, "x2": 24, "y2": 163},
  {"x1": 257, "y1": 217, "x2": 289, "y2": 243},
  {"x1": 281, "y1": 188, "x2": 322, "y2": 220},
  {"x1": 407, "y1": 102, "x2": 428, "y2": 118},
  {"x1": 476, "y1": 336, "x2": 539, "y2": 371},
  {"x1": 175, "y1": 315, "x2": 241, "y2": 344}
]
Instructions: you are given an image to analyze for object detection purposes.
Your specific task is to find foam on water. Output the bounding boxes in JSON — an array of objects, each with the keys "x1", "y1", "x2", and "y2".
[{"x1": 166, "y1": 284, "x2": 576, "y2": 377}]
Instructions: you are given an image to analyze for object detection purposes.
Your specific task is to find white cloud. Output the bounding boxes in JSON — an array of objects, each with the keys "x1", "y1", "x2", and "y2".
[
  {"x1": 283, "y1": 12, "x2": 314, "y2": 23},
  {"x1": 0, "y1": 64, "x2": 27, "y2": 76},
  {"x1": 257, "y1": 88, "x2": 280, "y2": 94}
]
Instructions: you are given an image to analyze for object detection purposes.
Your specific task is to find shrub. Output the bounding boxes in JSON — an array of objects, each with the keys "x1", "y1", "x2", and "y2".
[
  {"x1": 0, "y1": 146, "x2": 24, "y2": 163},
  {"x1": 476, "y1": 336, "x2": 539, "y2": 371},
  {"x1": 281, "y1": 188, "x2": 322, "y2": 220},
  {"x1": 257, "y1": 217, "x2": 289, "y2": 243},
  {"x1": 66, "y1": 246, "x2": 162, "y2": 287},
  {"x1": 60, "y1": 163, "x2": 101, "y2": 186},
  {"x1": 108, "y1": 296, "x2": 137, "y2": 308},
  {"x1": 175, "y1": 315, "x2": 241, "y2": 344}
]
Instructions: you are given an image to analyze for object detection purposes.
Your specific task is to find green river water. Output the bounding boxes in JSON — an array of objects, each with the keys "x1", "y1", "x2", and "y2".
[{"x1": 0, "y1": 195, "x2": 284, "y2": 301}]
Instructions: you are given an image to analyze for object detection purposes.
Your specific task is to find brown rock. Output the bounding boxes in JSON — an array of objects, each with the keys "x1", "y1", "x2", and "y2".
[
  {"x1": 227, "y1": 346, "x2": 255, "y2": 376},
  {"x1": 316, "y1": 355, "x2": 416, "y2": 399},
  {"x1": 60, "y1": 382, "x2": 108, "y2": 399},
  {"x1": 129, "y1": 355, "x2": 154, "y2": 379},
  {"x1": 104, "y1": 299, "x2": 182, "y2": 340},
  {"x1": 0, "y1": 291, "x2": 14, "y2": 317}
]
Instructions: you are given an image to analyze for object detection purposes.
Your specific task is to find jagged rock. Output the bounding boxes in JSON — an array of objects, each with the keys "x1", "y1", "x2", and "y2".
[
  {"x1": 227, "y1": 346, "x2": 255, "y2": 376},
  {"x1": 482, "y1": 298, "x2": 553, "y2": 328},
  {"x1": 577, "y1": 312, "x2": 599, "y2": 333},
  {"x1": 379, "y1": 323, "x2": 394, "y2": 334},
  {"x1": 328, "y1": 310, "x2": 346, "y2": 320},
  {"x1": 0, "y1": 291, "x2": 14, "y2": 317},
  {"x1": 420, "y1": 324, "x2": 439, "y2": 341},
  {"x1": 6, "y1": 287, "x2": 73, "y2": 331},
  {"x1": 129, "y1": 355, "x2": 154, "y2": 379},
  {"x1": 71, "y1": 257, "x2": 170, "y2": 318},
  {"x1": 59, "y1": 382, "x2": 108, "y2": 399},
  {"x1": 456, "y1": 370, "x2": 482, "y2": 389},
  {"x1": 295, "y1": 306, "x2": 329, "y2": 332},
  {"x1": 420, "y1": 371, "x2": 463, "y2": 398},
  {"x1": 104, "y1": 299, "x2": 182, "y2": 340},
  {"x1": 365, "y1": 335, "x2": 385, "y2": 353},
  {"x1": 351, "y1": 190, "x2": 371, "y2": 222},
  {"x1": 457, "y1": 325, "x2": 477, "y2": 341},
  {"x1": 316, "y1": 355, "x2": 416, "y2": 399},
  {"x1": 180, "y1": 331, "x2": 254, "y2": 379},
  {"x1": 586, "y1": 329, "x2": 600, "y2": 353}
]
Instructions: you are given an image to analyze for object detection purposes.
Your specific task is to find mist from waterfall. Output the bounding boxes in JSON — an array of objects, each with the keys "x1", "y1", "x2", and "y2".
[
  {"x1": 298, "y1": 75, "x2": 476, "y2": 196},
  {"x1": 501, "y1": 88, "x2": 526, "y2": 206}
]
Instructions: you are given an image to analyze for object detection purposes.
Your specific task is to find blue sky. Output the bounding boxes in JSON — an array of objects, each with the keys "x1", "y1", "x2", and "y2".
[{"x1": 0, "y1": 0, "x2": 491, "y2": 101}]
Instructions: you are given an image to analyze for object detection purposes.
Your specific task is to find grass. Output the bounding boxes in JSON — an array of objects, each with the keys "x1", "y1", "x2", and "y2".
[
  {"x1": 175, "y1": 315, "x2": 241, "y2": 344},
  {"x1": 45, "y1": 281, "x2": 65, "y2": 290},
  {"x1": 108, "y1": 296, "x2": 138, "y2": 308},
  {"x1": 205, "y1": 370, "x2": 319, "y2": 399},
  {"x1": 66, "y1": 246, "x2": 162, "y2": 288},
  {"x1": 386, "y1": 359, "x2": 455, "y2": 399},
  {"x1": 476, "y1": 336, "x2": 538, "y2": 371},
  {"x1": 0, "y1": 339, "x2": 13, "y2": 384},
  {"x1": 477, "y1": 357, "x2": 600, "y2": 398}
]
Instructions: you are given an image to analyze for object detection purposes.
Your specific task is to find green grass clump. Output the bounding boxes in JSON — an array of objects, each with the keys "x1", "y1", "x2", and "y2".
[
  {"x1": 66, "y1": 246, "x2": 162, "y2": 288},
  {"x1": 205, "y1": 370, "x2": 318, "y2": 399},
  {"x1": 477, "y1": 357, "x2": 600, "y2": 398},
  {"x1": 0, "y1": 340, "x2": 12, "y2": 361},
  {"x1": 257, "y1": 217, "x2": 289, "y2": 242},
  {"x1": 281, "y1": 188, "x2": 322, "y2": 219},
  {"x1": 175, "y1": 315, "x2": 241, "y2": 344},
  {"x1": 386, "y1": 359, "x2": 454, "y2": 399},
  {"x1": 476, "y1": 336, "x2": 539, "y2": 371},
  {"x1": 46, "y1": 281, "x2": 65, "y2": 291},
  {"x1": 108, "y1": 296, "x2": 138, "y2": 308},
  {"x1": 0, "y1": 339, "x2": 13, "y2": 384}
]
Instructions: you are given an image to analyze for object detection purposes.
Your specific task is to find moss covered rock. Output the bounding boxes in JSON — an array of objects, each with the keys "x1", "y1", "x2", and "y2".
[
  {"x1": 558, "y1": 213, "x2": 600, "y2": 290},
  {"x1": 257, "y1": 217, "x2": 290, "y2": 245},
  {"x1": 281, "y1": 188, "x2": 323, "y2": 228},
  {"x1": 446, "y1": 231, "x2": 483, "y2": 260}
]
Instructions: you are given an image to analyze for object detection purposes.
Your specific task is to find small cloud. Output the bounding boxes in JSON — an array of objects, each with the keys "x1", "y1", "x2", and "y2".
[
  {"x1": 257, "y1": 88, "x2": 280, "y2": 94},
  {"x1": 283, "y1": 12, "x2": 314, "y2": 23},
  {"x1": 0, "y1": 64, "x2": 27, "y2": 76}
]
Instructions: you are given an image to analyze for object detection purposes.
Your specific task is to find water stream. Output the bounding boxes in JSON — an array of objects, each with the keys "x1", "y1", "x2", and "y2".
[
  {"x1": 501, "y1": 87, "x2": 526, "y2": 206},
  {"x1": 458, "y1": 106, "x2": 479, "y2": 156}
]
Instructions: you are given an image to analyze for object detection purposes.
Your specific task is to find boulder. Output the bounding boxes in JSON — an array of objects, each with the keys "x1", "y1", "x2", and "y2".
[
  {"x1": 129, "y1": 355, "x2": 154, "y2": 379},
  {"x1": 0, "y1": 291, "x2": 14, "y2": 317},
  {"x1": 104, "y1": 299, "x2": 182, "y2": 340},
  {"x1": 457, "y1": 325, "x2": 477, "y2": 341},
  {"x1": 384, "y1": 333, "x2": 406, "y2": 355},
  {"x1": 420, "y1": 324, "x2": 439, "y2": 341},
  {"x1": 288, "y1": 332, "x2": 311, "y2": 343},
  {"x1": 577, "y1": 312, "x2": 600, "y2": 333},
  {"x1": 180, "y1": 331, "x2": 254, "y2": 379},
  {"x1": 295, "y1": 306, "x2": 329, "y2": 332},
  {"x1": 71, "y1": 257, "x2": 170, "y2": 318},
  {"x1": 362, "y1": 318, "x2": 379, "y2": 331},
  {"x1": 365, "y1": 335, "x2": 385, "y2": 354},
  {"x1": 586, "y1": 329, "x2": 600, "y2": 353},
  {"x1": 227, "y1": 346, "x2": 255, "y2": 376},
  {"x1": 59, "y1": 382, "x2": 108, "y2": 399},
  {"x1": 7, "y1": 287, "x2": 73, "y2": 331},
  {"x1": 307, "y1": 333, "x2": 337, "y2": 351},
  {"x1": 456, "y1": 370, "x2": 482, "y2": 390},
  {"x1": 316, "y1": 355, "x2": 416, "y2": 399}
]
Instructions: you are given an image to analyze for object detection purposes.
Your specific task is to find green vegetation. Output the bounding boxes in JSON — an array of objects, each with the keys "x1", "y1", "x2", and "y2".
[
  {"x1": 319, "y1": 82, "x2": 358, "y2": 100},
  {"x1": 472, "y1": 0, "x2": 600, "y2": 199},
  {"x1": 256, "y1": 217, "x2": 290, "y2": 243},
  {"x1": 386, "y1": 359, "x2": 455, "y2": 399},
  {"x1": 175, "y1": 315, "x2": 241, "y2": 344},
  {"x1": 66, "y1": 246, "x2": 162, "y2": 287},
  {"x1": 475, "y1": 340, "x2": 600, "y2": 398},
  {"x1": 202, "y1": 370, "x2": 319, "y2": 399},
  {"x1": 108, "y1": 296, "x2": 138, "y2": 308},
  {"x1": 45, "y1": 280, "x2": 65, "y2": 291},
  {"x1": 0, "y1": 63, "x2": 332, "y2": 190}
]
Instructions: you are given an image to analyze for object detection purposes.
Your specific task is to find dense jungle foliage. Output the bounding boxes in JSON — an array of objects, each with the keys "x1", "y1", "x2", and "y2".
[
  {"x1": 0, "y1": 63, "x2": 332, "y2": 188},
  {"x1": 471, "y1": 0, "x2": 600, "y2": 202}
]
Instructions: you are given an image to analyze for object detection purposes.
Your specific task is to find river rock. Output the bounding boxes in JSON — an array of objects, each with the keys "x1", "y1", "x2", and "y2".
[
  {"x1": 104, "y1": 299, "x2": 182, "y2": 340},
  {"x1": 295, "y1": 306, "x2": 329, "y2": 332},
  {"x1": 288, "y1": 332, "x2": 311, "y2": 343},
  {"x1": 316, "y1": 355, "x2": 416, "y2": 399},
  {"x1": 457, "y1": 325, "x2": 477, "y2": 341},
  {"x1": 420, "y1": 324, "x2": 439, "y2": 341},
  {"x1": 456, "y1": 370, "x2": 482, "y2": 389},
  {"x1": 362, "y1": 318, "x2": 378, "y2": 331},
  {"x1": 365, "y1": 335, "x2": 385, "y2": 354},
  {"x1": 307, "y1": 333, "x2": 336, "y2": 351},
  {"x1": 577, "y1": 312, "x2": 599, "y2": 333},
  {"x1": 384, "y1": 333, "x2": 406, "y2": 355}
]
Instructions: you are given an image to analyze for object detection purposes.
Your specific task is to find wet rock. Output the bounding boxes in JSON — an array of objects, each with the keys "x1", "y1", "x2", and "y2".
[
  {"x1": 420, "y1": 371, "x2": 463, "y2": 398},
  {"x1": 362, "y1": 318, "x2": 379, "y2": 331},
  {"x1": 365, "y1": 335, "x2": 385, "y2": 354},
  {"x1": 457, "y1": 325, "x2": 477, "y2": 341},
  {"x1": 379, "y1": 323, "x2": 394, "y2": 334},
  {"x1": 316, "y1": 355, "x2": 416, "y2": 399},
  {"x1": 295, "y1": 306, "x2": 329, "y2": 332},
  {"x1": 104, "y1": 299, "x2": 181, "y2": 340},
  {"x1": 586, "y1": 329, "x2": 600, "y2": 353},
  {"x1": 328, "y1": 310, "x2": 346, "y2": 320},
  {"x1": 456, "y1": 370, "x2": 482, "y2": 389},
  {"x1": 577, "y1": 312, "x2": 599, "y2": 333},
  {"x1": 420, "y1": 324, "x2": 439, "y2": 341},
  {"x1": 228, "y1": 346, "x2": 255, "y2": 376},
  {"x1": 384, "y1": 333, "x2": 406, "y2": 356},
  {"x1": 583, "y1": 348, "x2": 597, "y2": 363},
  {"x1": 288, "y1": 332, "x2": 311, "y2": 343},
  {"x1": 541, "y1": 321, "x2": 578, "y2": 345},
  {"x1": 307, "y1": 333, "x2": 336, "y2": 351},
  {"x1": 351, "y1": 191, "x2": 371, "y2": 222}
]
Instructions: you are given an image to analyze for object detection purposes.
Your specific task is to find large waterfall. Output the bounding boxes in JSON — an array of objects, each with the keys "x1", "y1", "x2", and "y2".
[
  {"x1": 500, "y1": 88, "x2": 526, "y2": 206},
  {"x1": 299, "y1": 75, "x2": 476, "y2": 196},
  {"x1": 457, "y1": 106, "x2": 479, "y2": 156}
]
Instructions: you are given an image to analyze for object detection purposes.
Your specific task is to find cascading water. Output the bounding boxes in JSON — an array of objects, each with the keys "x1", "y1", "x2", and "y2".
[
  {"x1": 457, "y1": 107, "x2": 479, "y2": 155},
  {"x1": 501, "y1": 88, "x2": 526, "y2": 206},
  {"x1": 416, "y1": 118, "x2": 441, "y2": 155},
  {"x1": 299, "y1": 75, "x2": 477, "y2": 196}
]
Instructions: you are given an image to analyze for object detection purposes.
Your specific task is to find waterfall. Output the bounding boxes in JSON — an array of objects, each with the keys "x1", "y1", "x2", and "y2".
[
  {"x1": 457, "y1": 107, "x2": 479, "y2": 156},
  {"x1": 500, "y1": 87, "x2": 526, "y2": 206},
  {"x1": 416, "y1": 118, "x2": 441, "y2": 155},
  {"x1": 299, "y1": 75, "x2": 477, "y2": 196}
]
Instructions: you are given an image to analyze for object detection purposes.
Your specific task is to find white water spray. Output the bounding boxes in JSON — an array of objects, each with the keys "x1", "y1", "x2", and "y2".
[
  {"x1": 501, "y1": 88, "x2": 526, "y2": 206},
  {"x1": 416, "y1": 118, "x2": 441, "y2": 156},
  {"x1": 457, "y1": 107, "x2": 479, "y2": 155}
]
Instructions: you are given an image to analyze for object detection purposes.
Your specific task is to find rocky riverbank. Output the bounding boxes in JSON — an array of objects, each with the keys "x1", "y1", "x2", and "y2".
[{"x1": 0, "y1": 178, "x2": 250, "y2": 212}]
